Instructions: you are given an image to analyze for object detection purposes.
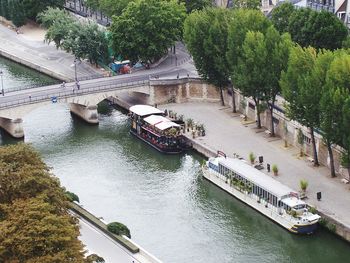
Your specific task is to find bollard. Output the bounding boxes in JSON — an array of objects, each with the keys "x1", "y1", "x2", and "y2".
[{"x1": 317, "y1": 192, "x2": 322, "y2": 201}]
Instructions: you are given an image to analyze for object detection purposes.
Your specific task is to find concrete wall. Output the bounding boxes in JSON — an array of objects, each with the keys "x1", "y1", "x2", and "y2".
[{"x1": 0, "y1": 49, "x2": 70, "y2": 82}]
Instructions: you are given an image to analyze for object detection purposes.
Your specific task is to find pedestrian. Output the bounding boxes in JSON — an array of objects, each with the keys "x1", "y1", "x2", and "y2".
[
  {"x1": 29, "y1": 95, "x2": 31, "y2": 101},
  {"x1": 177, "y1": 73, "x2": 179, "y2": 79},
  {"x1": 61, "y1": 81, "x2": 66, "y2": 89},
  {"x1": 76, "y1": 80, "x2": 80, "y2": 90}
]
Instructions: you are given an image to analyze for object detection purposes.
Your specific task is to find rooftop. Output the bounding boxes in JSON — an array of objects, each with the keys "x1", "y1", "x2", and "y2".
[{"x1": 129, "y1": 105, "x2": 163, "y2": 117}]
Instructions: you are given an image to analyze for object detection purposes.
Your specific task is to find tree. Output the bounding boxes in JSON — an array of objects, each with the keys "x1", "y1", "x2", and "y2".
[
  {"x1": 110, "y1": 0, "x2": 186, "y2": 65},
  {"x1": 0, "y1": 143, "x2": 85, "y2": 262},
  {"x1": 184, "y1": 8, "x2": 232, "y2": 106},
  {"x1": 320, "y1": 86, "x2": 348, "y2": 177},
  {"x1": 341, "y1": 97, "x2": 350, "y2": 179},
  {"x1": 263, "y1": 26, "x2": 292, "y2": 136},
  {"x1": 99, "y1": 0, "x2": 131, "y2": 17},
  {"x1": 270, "y1": 2, "x2": 295, "y2": 34},
  {"x1": 37, "y1": 7, "x2": 74, "y2": 29},
  {"x1": 226, "y1": 8, "x2": 271, "y2": 85},
  {"x1": 22, "y1": 0, "x2": 65, "y2": 20},
  {"x1": 0, "y1": 197, "x2": 85, "y2": 262},
  {"x1": 288, "y1": 8, "x2": 348, "y2": 50},
  {"x1": 233, "y1": 0, "x2": 261, "y2": 9},
  {"x1": 234, "y1": 31, "x2": 267, "y2": 128},
  {"x1": 179, "y1": 0, "x2": 212, "y2": 13},
  {"x1": 8, "y1": 0, "x2": 26, "y2": 27},
  {"x1": 280, "y1": 46, "x2": 323, "y2": 166},
  {"x1": 324, "y1": 53, "x2": 350, "y2": 178}
]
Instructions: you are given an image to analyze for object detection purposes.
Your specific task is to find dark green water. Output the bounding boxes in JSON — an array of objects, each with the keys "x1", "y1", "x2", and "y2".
[
  {"x1": 1, "y1": 60, "x2": 350, "y2": 263},
  {"x1": 0, "y1": 56, "x2": 58, "y2": 92}
]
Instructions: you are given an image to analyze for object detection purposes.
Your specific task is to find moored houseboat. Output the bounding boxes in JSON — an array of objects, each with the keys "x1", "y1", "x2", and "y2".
[
  {"x1": 202, "y1": 152, "x2": 321, "y2": 234},
  {"x1": 129, "y1": 105, "x2": 188, "y2": 154}
]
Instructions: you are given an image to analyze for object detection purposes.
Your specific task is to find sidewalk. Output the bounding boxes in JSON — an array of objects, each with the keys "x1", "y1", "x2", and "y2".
[
  {"x1": 0, "y1": 23, "x2": 104, "y2": 81},
  {"x1": 161, "y1": 102, "x2": 350, "y2": 229}
]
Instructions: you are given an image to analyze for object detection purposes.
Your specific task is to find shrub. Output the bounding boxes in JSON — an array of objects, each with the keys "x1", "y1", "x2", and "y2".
[
  {"x1": 300, "y1": 179, "x2": 308, "y2": 192},
  {"x1": 65, "y1": 191, "x2": 80, "y2": 203},
  {"x1": 107, "y1": 222, "x2": 131, "y2": 238},
  {"x1": 249, "y1": 152, "x2": 256, "y2": 164},
  {"x1": 272, "y1": 164, "x2": 278, "y2": 175}
]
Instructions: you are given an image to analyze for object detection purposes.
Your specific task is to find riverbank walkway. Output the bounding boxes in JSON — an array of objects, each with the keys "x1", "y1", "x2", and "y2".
[
  {"x1": 0, "y1": 21, "x2": 105, "y2": 81},
  {"x1": 162, "y1": 102, "x2": 350, "y2": 230}
]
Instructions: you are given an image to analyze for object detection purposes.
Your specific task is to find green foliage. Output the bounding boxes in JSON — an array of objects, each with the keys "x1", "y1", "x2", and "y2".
[
  {"x1": 179, "y1": 0, "x2": 212, "y2": 13},
  {"x1": 184, "y1": 8, "x2": 232, "y2": 105},
  {"x1": 38, "y1": 8, "x2": 109, "y2": 64},
  {"x1": 65, "y1": 191, "x2": 80, "y2": 203},
  {"x1": 248, "y1": 152, "x2": 256, "y2": 164},
  {"x1": 308, "y1": 206, "x2": 317, "y2": 214},
  {"x1": 272, "y1": 164, "x2": 278, "y2": 174},
  {"x1": 288, "y1": 8, "x2": 348, "y2": 50},
  {"x1": 226, "y1": 9, "x2": 271, "y2": 75},
  {"x1": 299, "y1": 179, "x2": 308, "y2": 191},
  {"x1": 0, "y1": 143, "x2": 85, "y2": 262},
  {"x1": 110, "y1": 0, "x2": 186, "y2": 64},
  {"x1": 99, "y1": 0, "x2": 131, "y2": 16},
  {"x1": 107, "y1": 222, "x2": 131, "y2": 238},
  {"x1": 37, "y1": 7, "x2": 73, "y2": 28},
  {"x1": 271, "y1": 2, "x2": 295, "y2": 34},
  {"x1": 23, "y1": 0, "x2": 65, "y2": 20},
  {"x1": 86, "y1": 254, "x2": 105, "y2": 263},
  {"x1": 233, "y1": 0, "x2": 261, "y2": 9}
]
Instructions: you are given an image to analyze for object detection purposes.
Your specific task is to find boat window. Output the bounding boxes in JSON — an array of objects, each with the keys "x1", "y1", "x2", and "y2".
[{"x1": 293, "y1": 204, "x2": 306, "y2": 210}]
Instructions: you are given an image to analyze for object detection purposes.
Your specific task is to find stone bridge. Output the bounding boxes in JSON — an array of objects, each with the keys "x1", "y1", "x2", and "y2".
[{"x1": 0, "y1": 76, "x2": 218, "y2": 138}]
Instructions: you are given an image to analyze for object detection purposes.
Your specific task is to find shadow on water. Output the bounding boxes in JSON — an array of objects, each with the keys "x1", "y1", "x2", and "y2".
[{"x1": 0, "y1": 129, "x2": 23, "y2": 145}]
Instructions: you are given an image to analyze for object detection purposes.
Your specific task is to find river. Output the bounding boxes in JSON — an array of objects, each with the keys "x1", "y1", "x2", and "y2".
[{"x1": 1, "y1": 58, "x2": 350, "y2": 263}]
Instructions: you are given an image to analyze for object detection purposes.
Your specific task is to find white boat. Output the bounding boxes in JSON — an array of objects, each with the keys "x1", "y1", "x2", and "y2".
[{"x1": 202, "y1": 152, "x2": 321, "y2": 234}]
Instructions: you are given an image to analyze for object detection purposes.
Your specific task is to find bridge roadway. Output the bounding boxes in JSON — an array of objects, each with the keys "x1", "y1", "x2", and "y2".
[{"x1": 0, "y1": 66, "x2": 193, "y2": 109}]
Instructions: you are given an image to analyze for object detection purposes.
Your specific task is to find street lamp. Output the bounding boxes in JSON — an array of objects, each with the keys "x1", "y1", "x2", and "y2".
[
  {"x1": 74, "y1": 58, "x2": 78, "y2": 82},
  {"x1": 0, "y1": 70, "x2": 4, "y2": 96}
]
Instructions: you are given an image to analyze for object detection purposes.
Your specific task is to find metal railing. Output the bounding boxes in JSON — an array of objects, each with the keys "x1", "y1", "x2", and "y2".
[{"x1": 0, "y1": 79, "x2": 149, "y2": 109}]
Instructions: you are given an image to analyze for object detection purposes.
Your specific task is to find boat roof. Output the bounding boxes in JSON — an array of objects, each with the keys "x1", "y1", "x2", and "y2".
[
  {"x1": 281, "y1": 197, "x2": 305, "y2": 208},
  {"x1": 155, "y1": 121, "x2": 180, "y2": 131},
  {"x1": 129, "y1": 105, "x2": 163, "y2": 116},
  {"x1": 217, "y1": 157, "x2": 297, "y2": 199},
  {"x1": 144, "y1": 115, "x2": 170, "y2": 125}
]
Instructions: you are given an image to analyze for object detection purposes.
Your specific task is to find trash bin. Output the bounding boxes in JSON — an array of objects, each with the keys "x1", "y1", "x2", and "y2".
[
  {"x1": 267, "y1": 163, "x2": 270, "y2": 172},
  {"x1": 259, "y1": 156, "x2": 263, "y2": 163}
]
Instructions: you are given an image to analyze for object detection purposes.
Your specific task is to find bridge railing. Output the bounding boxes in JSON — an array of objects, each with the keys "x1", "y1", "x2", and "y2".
[{"x1": 0, "y1": 79, "x2": 150, "y2": 109}]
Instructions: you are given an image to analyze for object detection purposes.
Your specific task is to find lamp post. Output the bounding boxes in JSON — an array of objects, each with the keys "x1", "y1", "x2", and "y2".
[
  {"x1": 0, "y1": 70, "x2": 4, "y2": 96},
  {"x1": 74, "y1": 58, "x2": 78, "y2": 82}
]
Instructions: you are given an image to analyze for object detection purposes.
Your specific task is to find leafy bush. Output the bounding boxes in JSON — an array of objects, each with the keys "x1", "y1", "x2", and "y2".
[
  {"x1": 249, "y1": 152, "x2": 256, "y2": 164},
  {"x1": 107, "y1": 222, "x2": 131, "y2": 238},
  {"x1": 272, "y1": 164, "x2": 278, "y2": 175},
  {"x1": 300, "y1": 179, "x2": 308, "y2": 192},
  {"x1": 65, "y1": 191, "x2": 80, "y2": 203}
]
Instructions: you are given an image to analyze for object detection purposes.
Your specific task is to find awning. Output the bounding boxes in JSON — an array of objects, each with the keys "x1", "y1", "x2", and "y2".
[
  {"x1": 144, "y1": 115, "x2": 170, "y2": 125},
  {"x1": 129, "y1": 105, "x2": 163, "y2": 116},
  {"x1": 155, "y1": 121, "x2": 180, "y2": 131}
]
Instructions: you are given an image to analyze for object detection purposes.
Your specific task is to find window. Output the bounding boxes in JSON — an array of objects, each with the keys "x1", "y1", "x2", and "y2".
[
  {"x1": 248, "y1": 102, "x2": 255, "y2": 110},
  {"x1": 303, "y1": 134, "x2": 311, "y2": 144}
]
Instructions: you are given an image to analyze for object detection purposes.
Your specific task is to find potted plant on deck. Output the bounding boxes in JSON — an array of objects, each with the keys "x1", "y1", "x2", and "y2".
[
  {"x1": 249, "y1": 152, "x2": 256, "y2": 165},
  {"x1": 272, "y1": 164, "x2": 278, "y2": 176}
]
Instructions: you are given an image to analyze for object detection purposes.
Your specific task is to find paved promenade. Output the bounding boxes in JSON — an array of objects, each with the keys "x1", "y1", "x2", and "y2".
[
  {"x1": 0, "y1": 23, "x2": 104, "y2": 81},
  {"x1": 162, "y1": 102, "x2": 350, "y2": 229}
]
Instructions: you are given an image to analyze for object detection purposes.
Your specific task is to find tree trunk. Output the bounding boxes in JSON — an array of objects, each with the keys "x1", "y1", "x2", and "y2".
[
  {"x1": 254, "y1": 98, "x2": 261, "y2": 128},
  {"x1": 232, "y1": 90, "x2": 236, "y2": 113},
  {"x1": 269, "y1": 106, "x2": 275, "y2": 137},
  {"x1": 220, "y1": 86, "x2": 225, "y2": 106},
  {"x1": 327, "y1": 141, "x2": 336, "y2": 177},
  {"x1": 310, "y1": 126, "x2": 319, "y2": 166}
]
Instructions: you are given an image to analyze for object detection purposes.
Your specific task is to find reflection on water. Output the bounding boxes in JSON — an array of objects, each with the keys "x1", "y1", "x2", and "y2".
[
  {"x1": 0, "y1": 56, "x2": 58, "y2": 92},
  {"x1": 1, "y1": 103, "x2": 349, "y2": 263}
]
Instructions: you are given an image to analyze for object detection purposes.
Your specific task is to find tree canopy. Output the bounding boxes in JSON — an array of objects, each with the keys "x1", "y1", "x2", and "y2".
[
  {"x1": 184, "y1": 8, "x2": 232, "y2": 105},
  {"x1": 179, "y1": 0, "x2": 212, "y2": 13},
  {"x1": 272, "y1": 6, "x2": 348, "y2": 50},
  {"x1": 0, "y1": 143, "x2": 85, "y2": 262},
  {"x1": 110, "y1": 0, "x2": 186, "y2": 64}
]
